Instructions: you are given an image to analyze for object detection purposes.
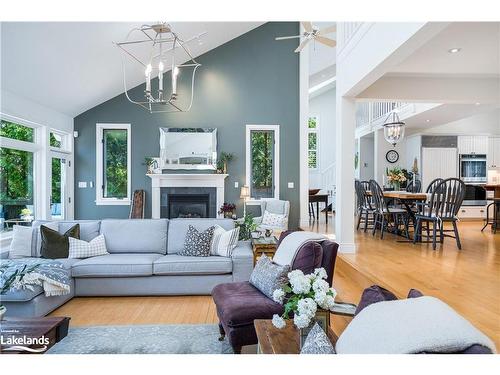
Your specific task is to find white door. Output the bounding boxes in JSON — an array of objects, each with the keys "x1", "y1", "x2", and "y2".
[
  {"x1": 422, "y1": 148, "x2": 457, "y2": 190},
  {"x1": 50, "y1": 152, "x2": 70, "y2": 220}
]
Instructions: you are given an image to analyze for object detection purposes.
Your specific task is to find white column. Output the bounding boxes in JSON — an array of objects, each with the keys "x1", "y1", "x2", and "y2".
[{"x1": 334, "y1": 96, "x2": 356, "y2": 253}]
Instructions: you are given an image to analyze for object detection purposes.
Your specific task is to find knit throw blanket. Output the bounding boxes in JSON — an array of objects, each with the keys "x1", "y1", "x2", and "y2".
[
  {"x1": 273, "y1": 231, "x2": 327, "y2": 266},
  {"x1": 0, "y1": 258, "x2": 71, "y2": 297}
]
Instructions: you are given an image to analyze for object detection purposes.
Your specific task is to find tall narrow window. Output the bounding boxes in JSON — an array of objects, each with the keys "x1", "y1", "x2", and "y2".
[
  {"x1": 0, "y1": 120, "x2": 36, "y2": 230},
  {"x1": 246, "y1": 125, "x2": 280, "y2": 200},
  {"x1": 308, "y1": 116, "x2": 319, "y2": 169},
  {"x1": 96, "y1": 124, "x2": 131, "y2": 205}
]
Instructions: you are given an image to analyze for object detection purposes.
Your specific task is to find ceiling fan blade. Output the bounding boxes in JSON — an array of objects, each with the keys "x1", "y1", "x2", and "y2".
[
  {"x1": 315, "y1": 36, "x2": 337, "y2": 48},
  {"x1": 275, "y1": 35, "x2": 301, "y2": 40},
  {"x1": 294, "y1": 39, "x2": 310, "y2": 53},
  {"x1": 318, "y1": 25, "x2": 337, "y2": 35},
  {"x1": 301, "y1": 21, "x2": 313, "y2": 33}
]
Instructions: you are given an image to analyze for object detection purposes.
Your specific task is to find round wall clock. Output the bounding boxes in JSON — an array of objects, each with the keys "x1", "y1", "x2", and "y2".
[{"x1": 386, "y1": 150, "x2": 399, "y2": 163}]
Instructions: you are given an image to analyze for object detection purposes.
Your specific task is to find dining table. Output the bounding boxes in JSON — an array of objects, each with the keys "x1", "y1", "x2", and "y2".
[{"x1": 366, "y1": 190, "x2": 428, "y2": 241}]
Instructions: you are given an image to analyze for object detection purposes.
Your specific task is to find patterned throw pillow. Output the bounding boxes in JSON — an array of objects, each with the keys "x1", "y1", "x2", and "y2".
[
  {"x1": 210, "y1": 225, "x2": 240, "y2": 257},
  {"x1": 261, "y1": 210, "x2": 286, "y2": 227},
  {"x1": 249, "y1": 255, "x2": 290, "y2": 300},
  {"x1": 300, "y1": 323, "x2": 335, "y2": 354},
  {"x1": 68, "y1": 234, "x2": 109, "y2": 259},
  {"x1": 179, "y1": 225, "x2": 215, "y2": 257}
]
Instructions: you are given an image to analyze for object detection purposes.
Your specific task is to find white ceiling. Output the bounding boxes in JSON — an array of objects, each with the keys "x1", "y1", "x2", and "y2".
[
  {"x1": 391, "y1": 22, "x2": 500, "y2": 76},
  {"x1": 1, "y1": 22, "x2": 263, "y2": 117}
]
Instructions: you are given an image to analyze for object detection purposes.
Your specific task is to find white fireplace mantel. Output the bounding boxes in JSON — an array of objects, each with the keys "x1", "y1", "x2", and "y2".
[{"x1": 147, "y1": 173, "x2": 228, "y2": 219}]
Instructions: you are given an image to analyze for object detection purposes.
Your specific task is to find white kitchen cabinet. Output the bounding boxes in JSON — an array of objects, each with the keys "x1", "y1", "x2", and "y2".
[
  {"x1": 422, "y1": 147, "x2": 458, "y2": 189},
  {"x1": 458, "y1": 136, "x2": 489, "y2": 155},
  {"x1": 487, "y1": 137, "x2": 500, "y2": 168}
]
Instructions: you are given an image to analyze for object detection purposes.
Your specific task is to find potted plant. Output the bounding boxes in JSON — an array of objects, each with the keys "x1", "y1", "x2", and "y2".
[
  {"x1": 218, "y1": 203, "x2": 236, "y2": 218},
  {"x1": 271, "y1": 268, "x2": 337, "y2": 347},
  {"x1": 387, "y1": 167, "x2": 407, "y2": 191},
  {"x1": 144, "y1": 157, "x2": 155, "y2": 174},
  {"x1": 236, "y1": 213, "x2": 258, "y2": 240},
  {"x1": 0, "y1": 263, "x2": 40, "y2": 320},
  {"x1": 216, "y1": 152, "x2": 234, "y2": 174}
]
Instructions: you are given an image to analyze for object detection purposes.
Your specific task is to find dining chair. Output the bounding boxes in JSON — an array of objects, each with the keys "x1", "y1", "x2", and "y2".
[
  {"x1": 413, "y1": 178, "x2": 466, "y2": 250},
  {"x1": 406, "y1": 179, "x2": 422, "y2": 193},
  {"x1": 355, "y1": 180, "x2": 375, "y2": 232},
  {"x1": 425, "y1": 178, "x2": 445, "y2": 194},
  {"x1": 369, "y1": 179, "x2": 409, "y2": 239}
]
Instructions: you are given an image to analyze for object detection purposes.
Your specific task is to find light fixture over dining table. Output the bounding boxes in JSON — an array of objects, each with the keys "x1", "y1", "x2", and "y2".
[
  {"x1": 382, "y1": 110, "x2": 406, "y2": 146},
  {"x1": 114, "y1": 23, "x2": 204, "y2": 113}
]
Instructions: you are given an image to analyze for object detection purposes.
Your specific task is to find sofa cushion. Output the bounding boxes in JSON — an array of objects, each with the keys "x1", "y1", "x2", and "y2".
[
  {"x1": 212, "y1": 281, "x2": 284, "y2": 327},
  {"x1": 167, "y1": 219, "x2": 234, "y2": 254},
  {"x1": 71, "y1": 253, "x2": 162, "y2": 277},
  {"x1": 100, "y1": 219, "x2": 168, "y2": 254},
  {"x1": 153, "y1": 255, "x2": 232, "y2": 275},
  {"x1": 59, "y1": 221, "x2": 100, "y2": 242}
]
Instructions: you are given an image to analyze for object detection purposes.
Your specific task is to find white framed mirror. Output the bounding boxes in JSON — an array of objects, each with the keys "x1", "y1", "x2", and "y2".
[{"x1": 159, "y1": 127, "x2": 217, "y2": 170}]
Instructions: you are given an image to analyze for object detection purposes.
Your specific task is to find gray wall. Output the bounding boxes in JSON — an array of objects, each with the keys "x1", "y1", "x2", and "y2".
[{"x1": 73, "y1": 22, "x2": 301, "y2": 227}]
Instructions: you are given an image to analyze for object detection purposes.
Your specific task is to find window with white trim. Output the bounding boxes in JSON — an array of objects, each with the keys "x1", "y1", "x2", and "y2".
[
  {"x1": 96, "y1": 123, "x2": 131, "y2": 205},
  {"x1": 308, "y1": 116, "x2": 319, "y2": 170},
  {"x1": 0, "y1": 119, "x2": 38, "y2": 230},
  {"x1": 245, "y1": 125, "x2": 280, "y2": 200}
]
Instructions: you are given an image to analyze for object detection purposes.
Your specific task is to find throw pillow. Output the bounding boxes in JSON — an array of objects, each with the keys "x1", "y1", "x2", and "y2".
[
  {"x1": 40, "y1": 224, "x2": 80, "y2": 259},
  {"x1": 9, "y1": 225, "x2": 33, "y2": 259},
  {"x1": 68, "y1": 234, "x2": 108, "y2": 259},
  {"x1": 179, "y1": 225, "x2": 215, "y2": 257},
  {"x1": 249, "y1": 255, "x2": 290, "y2": 300},
  {"x1": 210, "y1": 225, "x2": 240, "y2": 257},
  {"x1": 261, "y1": 210, "x2": 286, "y2": 227},
  {"x1": 354, "y1": 284, "x2": 398, "y2": 316},
  {"x1": 300, "y1": 323, "x2": 335, "y2": 354},
  {"x1": 32, "y1": 221, "x2": 59, "y2": 257},
  {"x1": 408, "y1": 288, "x2": 424, "y2": 298}
]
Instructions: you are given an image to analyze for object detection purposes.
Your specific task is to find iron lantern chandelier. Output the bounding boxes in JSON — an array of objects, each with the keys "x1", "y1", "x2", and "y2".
[
  {"x1": 114, "y1": 23, "x2": 202, "y2": 113},
  {"x1": 382, "y1": 110, "x2": 405, "y2": 146}
]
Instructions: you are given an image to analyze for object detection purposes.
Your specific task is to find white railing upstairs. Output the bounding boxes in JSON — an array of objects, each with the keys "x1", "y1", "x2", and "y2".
[
  {"x1": 337, "y1": 22, "x2": 363, "y2": 52},
  {"x1": 356, "y1": 102, "x2": 408, "y2": 128}
]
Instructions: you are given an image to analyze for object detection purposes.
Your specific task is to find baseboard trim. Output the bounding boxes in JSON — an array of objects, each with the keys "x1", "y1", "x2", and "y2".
[{"x1": 338, "y1": 242, "x2": 356, "y2": 253}]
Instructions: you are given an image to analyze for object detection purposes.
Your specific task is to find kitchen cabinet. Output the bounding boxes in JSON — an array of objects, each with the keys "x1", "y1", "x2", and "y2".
[
  {"x1": 458, "y1": 136, "x2": 488, "y2": 155},
  {"x1": 487, "y1": 137, "x2": 500, "y2": 168},
  {"x1": 422, "y1": 147, "x2": 457, "y2": 189},
  {"x1": 457, "y1": 206, "x2": 487, "y2": 220}
]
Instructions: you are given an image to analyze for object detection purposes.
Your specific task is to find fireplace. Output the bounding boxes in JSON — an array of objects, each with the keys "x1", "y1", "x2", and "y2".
[{"x1": 160, "y1": 187, "x2": 217, "y2": 218}]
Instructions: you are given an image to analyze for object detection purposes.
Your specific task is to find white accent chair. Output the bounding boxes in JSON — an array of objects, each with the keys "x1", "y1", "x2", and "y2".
[{"x1": 254, "y1": 199, "x2": 290, "y2": 233}]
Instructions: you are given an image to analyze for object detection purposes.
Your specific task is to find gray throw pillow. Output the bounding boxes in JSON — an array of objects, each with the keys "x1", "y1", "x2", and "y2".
[
  {"x1": 301, "y1": 323, "x2": 335, "y2": 354},
  {"x1": 249, "y1": 255, "x2": 290, "y2": 300},
  {"x1": 179, "y1": 225, "x2": 215, "y2": 257}
]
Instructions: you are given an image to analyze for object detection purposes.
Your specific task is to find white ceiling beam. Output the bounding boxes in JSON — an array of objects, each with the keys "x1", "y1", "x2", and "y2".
[{"x1": 357, "y1": 75, "x2": 500, "y2": 105}]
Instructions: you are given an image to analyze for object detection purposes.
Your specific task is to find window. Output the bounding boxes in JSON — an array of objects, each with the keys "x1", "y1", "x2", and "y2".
[
  {"x1": 246, "y1": 125, "x2": 280, "y2": 200},
  {"x1": 308, "y1": 116, "x2": 319, "y2": 169},
  {"x1": 1, "y1": 120, "x2": 34, "y2": 142},
  {"x1": 0, "y1": 119, "x2": 37, "y2": 231},
  {"x1": 96, "y1": 123, "x2": 131, "y2": 205}
]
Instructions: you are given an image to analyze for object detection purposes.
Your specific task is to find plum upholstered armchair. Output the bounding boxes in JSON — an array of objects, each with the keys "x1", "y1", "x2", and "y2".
[{"x1": 211, "y1": 230, "x2": 339, "y2": 353}]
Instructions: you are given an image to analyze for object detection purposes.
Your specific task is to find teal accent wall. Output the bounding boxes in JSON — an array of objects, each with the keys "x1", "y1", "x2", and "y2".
[{"x1": 73, "y1": 22, "x2": 301, "y2": 227}]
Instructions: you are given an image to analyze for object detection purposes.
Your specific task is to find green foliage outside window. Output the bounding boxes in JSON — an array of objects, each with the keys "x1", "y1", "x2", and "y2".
[
  {"x1": 251, "y1": 130, "x2": 274, "y2": 199},
  {"x1": 51, "y1": 158, "x2": 62, "y2": 205},
  {"x1": 308, "y1": 117, "x2": 317, "y2": 129},
  {"x1": 103, "y1": 129, "x2": 128, "y2": 198},
  {"x1": 1, "y1": 120, "x2": 34, "y2": 142},
  {"x1": 50, "y1": 132, "x2": 62, "y2": 148}
]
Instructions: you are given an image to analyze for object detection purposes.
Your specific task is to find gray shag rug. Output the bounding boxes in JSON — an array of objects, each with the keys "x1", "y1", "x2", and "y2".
[{"x1": 47, "y1": 324, "x2": 233, "y2": 354}]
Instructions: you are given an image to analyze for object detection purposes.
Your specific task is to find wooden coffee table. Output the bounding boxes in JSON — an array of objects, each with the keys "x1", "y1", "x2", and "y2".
[
  {"x1": 254, "y1": 319, "x2": 337, "y2": 354},
  {"x1": 0, "y1": 316, "x2": 70, "y2": 354},
  {"x1": 251, "y1": 236, "x2": 278, "y2": 265}
]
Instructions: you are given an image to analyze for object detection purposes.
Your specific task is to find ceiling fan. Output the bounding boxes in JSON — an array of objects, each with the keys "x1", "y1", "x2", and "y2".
[{"x1": 275, "y1": 22, "x2": 337, "y2": 53}]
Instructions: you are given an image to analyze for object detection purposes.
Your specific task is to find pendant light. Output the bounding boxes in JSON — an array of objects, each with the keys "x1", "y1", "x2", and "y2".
[{"x1": 382, "y1": 110, "x2": 405, "y2": 146}]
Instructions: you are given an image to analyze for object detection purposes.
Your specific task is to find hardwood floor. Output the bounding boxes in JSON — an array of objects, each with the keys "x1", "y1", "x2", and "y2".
[{"x1": 50, "y1": 217, "x2": 499, "y2": 347}]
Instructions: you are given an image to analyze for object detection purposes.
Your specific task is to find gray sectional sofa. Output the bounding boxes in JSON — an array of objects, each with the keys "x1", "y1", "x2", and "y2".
[{"x1": 1, "y1": 218, "x2": 253, "y2": 318}]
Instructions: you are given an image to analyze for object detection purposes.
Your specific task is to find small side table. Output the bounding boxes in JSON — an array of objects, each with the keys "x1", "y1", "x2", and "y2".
[{"x1": 251, "y1": 236, "x2": 278, "y2": 265}]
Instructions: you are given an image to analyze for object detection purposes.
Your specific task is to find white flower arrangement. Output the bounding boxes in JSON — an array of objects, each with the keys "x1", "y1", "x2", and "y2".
[{"x1": 272, "y1": 267, "x2": 337, "y2": 330}]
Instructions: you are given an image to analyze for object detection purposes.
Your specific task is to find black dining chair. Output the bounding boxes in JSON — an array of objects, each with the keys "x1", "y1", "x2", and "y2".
[
  {"x1": 413, "y1": 178, "x2": 466, "y2": 250},
  {"x1": 369, "y1": 179, "x2": 409, "y2": 239},
  {"x1": 355, "y1": 180, "x2": 375, "y2": 232},
  {"x1": 406, "y1": 179, "x2": 422, "y2": 193},
  {"x1": 425, "y1": 178, "x2": 445, "y2": 194}
]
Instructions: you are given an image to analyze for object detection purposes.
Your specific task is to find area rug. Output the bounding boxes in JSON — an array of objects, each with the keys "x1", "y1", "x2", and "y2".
[{"x1": 47, "y1": 324, "x2": 233, "y2": 354}]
